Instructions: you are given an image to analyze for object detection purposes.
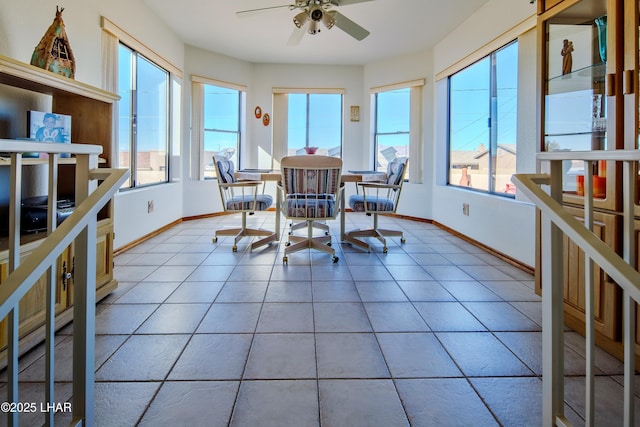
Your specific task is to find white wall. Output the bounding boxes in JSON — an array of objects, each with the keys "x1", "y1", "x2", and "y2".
[
  {"x1": 249, "y1": 63, "x2": 364, "y2": 172},
  {"x1": 0, "y1": 0, "x2": 184, "y2": 88},
  {"x1": 181, "y1": 46, "x2": 253, "y2": 218},
  {"x1": 364, "y1": 49, "x2": 434, "y2": 219},
  {"x1": 0, "y1": 0, "x2": 186, "y2": 250},
  {"x1": 430, "y1": 0, "x2": 538, "y2": 266}
]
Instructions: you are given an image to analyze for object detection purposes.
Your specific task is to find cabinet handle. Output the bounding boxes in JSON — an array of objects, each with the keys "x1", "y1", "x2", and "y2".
[
  {"x1": 606, "y1": 73, "x2": 616, "y2": 97},
  {"x1": 623, "y1": 69, "x2": 634, "y2": 95},
  {"x1": 61, "y1": 261, "x2": 71, "y2": 290}
]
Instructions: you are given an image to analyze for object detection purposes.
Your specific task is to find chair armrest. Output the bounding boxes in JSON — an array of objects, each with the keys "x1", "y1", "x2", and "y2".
[
  {"x1": 357, "y1": 182, "x2": 401, "y2": 190},
  {"x1": 219, "y1": 181, "x2": 262, "y2": 188}
]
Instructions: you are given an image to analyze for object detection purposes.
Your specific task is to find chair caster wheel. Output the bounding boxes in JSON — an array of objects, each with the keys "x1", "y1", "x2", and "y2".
[
  {"x1": 283, "y1": 256, "x2": 288, "y2": 264},
  {"x1": 212, "y1": 237, "x2": 218, "y2": 243},
  {"x1": 325, "y1": 232, "x2": 329, "y2": 235},
  {"x1": 383, "y1": 247, "x2": 388, "y2": 253},
  {"x1": 332, "y1": 256, "x2": 339, "y2": 263},
  {"x1": 289, "y1": 231, "x2": 293, "y2": 235},
  {"x1": 232, "y1": 246, "x2": 237, "y2": 252},
  {"x1": 400, "y1": 237, "x2": 406, "y2": 244},
  {"x1": 285, "y1": 242, "x2": 291, "y2": 246},
  {"x1": 327, "y1": 242, "x2": 331, "y2": 246}
]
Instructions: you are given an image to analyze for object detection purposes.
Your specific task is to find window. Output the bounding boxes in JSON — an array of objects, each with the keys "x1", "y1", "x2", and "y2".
[
  {"x1": 118, "y1": 43, "x2": 170, "y2": 188},
  {"x1": 374, "y1": 88, "x2": 410, "y2": 173},
  {"x1": 287, "y1": 93, "x2": 342, "y2": 157},
  {"x1": 203, "y1": 84, "x2": 242, "y2": 179},
  {"x1": 448, "y1": 41, "x2": 518, "y2": 195},
  {"x1": 370, "y1": 79, "x2": 424, "y2": 183}
]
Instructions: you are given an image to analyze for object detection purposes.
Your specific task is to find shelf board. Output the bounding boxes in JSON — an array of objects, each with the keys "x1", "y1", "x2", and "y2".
[
  {"x1": 0, "y1": 156, "x2": 106, "y2": 166},
  {"x1": 0, "y1": 54, "x2": 118, "y2": 103},
  {"x1": 548, "y1": 62, "x2": 606, "y2": 94},
  {"x1": 544, "y1": 130, "x2": 606, "y2": 137}
]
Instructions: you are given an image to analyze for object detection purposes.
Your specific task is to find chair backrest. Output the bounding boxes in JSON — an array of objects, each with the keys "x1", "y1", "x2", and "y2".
[
  {"x1": 281, "y1": 155, "x2": 342, "y2": 196},
  {"x1": 386, "y1": 157, "x2": 408, "y2": 186},
  {"x1": 349, "y1": 157, "x2": 407, "y2": 214},
  {"x1": 214, "y1": 157, "x2": 236, "y2": 184},
  {"x1": 280, "y1": 155, "x2": 343, "y2": 220}
]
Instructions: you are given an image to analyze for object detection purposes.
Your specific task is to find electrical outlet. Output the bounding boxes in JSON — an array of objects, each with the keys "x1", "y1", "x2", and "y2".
[
  {"x1": 462, "y1": 203, "x2": 470, "y2": 216},
  {"x1": 148, "y1": 200, "x2": 154, "y2": 213}
]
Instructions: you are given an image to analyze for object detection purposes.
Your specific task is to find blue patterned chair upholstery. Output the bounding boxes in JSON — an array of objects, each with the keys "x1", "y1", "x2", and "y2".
[
  {"x1": 212, "y1": 158, "x2": 276, "y2": 252},
  {"x1": 345, "y1": 157, "x2": 408, "y2": 253},
  {"x1": 279, "y1": 155, "x2": 343, "y2": 263}
]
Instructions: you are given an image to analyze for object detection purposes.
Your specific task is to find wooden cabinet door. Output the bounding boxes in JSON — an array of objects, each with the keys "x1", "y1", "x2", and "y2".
[
  {"x1": 536, "y1": 207, "x2": 622, "y2": 340},
  {"x1": 0, "y1": 246, "x2": 71, "y2": 349},
  {"x1": 623, "y1": 0, "x2": 640, "y2": 217},
  {"x1": 633, "y1": 220, "x2": 640, "y2": 354},
  {"x1": 66, "y1": 220, "x2": 115, "y2": 307},
  {"x1": 562, "y1": 208, "x2": 621, "y2": 340},
  {"x1": 95, "y1": 221, "x2": 113, "y2": 290}
]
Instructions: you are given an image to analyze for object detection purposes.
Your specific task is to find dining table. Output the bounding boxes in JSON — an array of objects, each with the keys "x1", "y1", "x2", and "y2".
[{"x1": 235, "y1": 168, "x2": 386, "y2": 244}]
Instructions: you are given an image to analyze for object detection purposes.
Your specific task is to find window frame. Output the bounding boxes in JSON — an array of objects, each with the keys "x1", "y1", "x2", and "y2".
[
  {"x1": 202, "y1": 83, "x2": 243, "y2": 179},
  {"x1": 446, "y1": 40, "x2": 518, "y2": 197},
  {"x1": 271, "y1": 87, "x2": 346, "y2": 167},
  {"x1": 373, "y1": 88, "x2": 411, "y2": 175},
  {"x1": 287, "y1": 92, "x2": 344, "y2": 157},
  {"x1": 191, "y1": 76, "x2": 247, "y2": 180},
  {"x1": 369, "y1": 79, "x2": 425, "y2": 183},
  {"x1": 117, "y1": 42, "x2": 171, "y2": 189}
]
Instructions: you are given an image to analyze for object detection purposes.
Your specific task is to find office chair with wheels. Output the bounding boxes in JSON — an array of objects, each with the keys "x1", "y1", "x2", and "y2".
[
  {"x1": 212, "y1": 158, "x2": 276, "y2": 252},
  {"x1": 279, "y1": 155, "x2": 343, "y2": 263},
  {"x1": 345, "y1": 157, "x2": 408, "y2": 253}
]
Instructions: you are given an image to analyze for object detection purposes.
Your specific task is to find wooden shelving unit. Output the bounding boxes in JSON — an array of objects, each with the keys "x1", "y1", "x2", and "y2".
[
  {"x1": 0, "y1": 54, "x2": 119, "y2": 358},
  {"x1": 536, "y1": 0, "x2": 640, "y2": 364}
]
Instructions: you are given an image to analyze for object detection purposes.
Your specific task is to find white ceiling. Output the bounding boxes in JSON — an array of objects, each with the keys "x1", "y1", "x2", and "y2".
[{"x1": 143, "y1": 0, "x2": 491, "y2": 65}]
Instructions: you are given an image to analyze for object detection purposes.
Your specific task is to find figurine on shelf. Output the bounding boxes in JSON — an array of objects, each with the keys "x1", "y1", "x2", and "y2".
[
  {"x1": 30, "y1": 7, "x2": 76, "y2": 79},
  {"x1": 561, "y1": 39, "x2": 573, "y2": 75}
]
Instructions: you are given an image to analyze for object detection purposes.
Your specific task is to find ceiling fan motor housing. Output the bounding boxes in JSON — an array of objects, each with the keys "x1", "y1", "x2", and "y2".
[{"x1": 310, "y1": 8, "x2": 323, "y2": 21}]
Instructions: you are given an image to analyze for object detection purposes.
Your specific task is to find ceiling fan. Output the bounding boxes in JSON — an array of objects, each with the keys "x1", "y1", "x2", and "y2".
[{"x1": 236, "y1": 0, "x2": 373, "y2": 45}]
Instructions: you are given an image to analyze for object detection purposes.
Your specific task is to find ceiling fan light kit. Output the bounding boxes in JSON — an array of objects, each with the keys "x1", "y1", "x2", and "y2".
[
  {"x1": 322, "y1": 10, "x2": 336, "y2": 30},
  {"x1": 238, "y1": 0, "x2": 372, "y2": 44},
  {"x1": 293, "y1": 11, "x2": 309, "y2": 28}
]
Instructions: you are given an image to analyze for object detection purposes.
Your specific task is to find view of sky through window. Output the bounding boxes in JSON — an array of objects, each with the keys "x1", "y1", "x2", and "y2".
[
  {"x1": 375, "y1": 88, "x2": 410, "y2": 173},
  {"x1": 203, "y1": 84, "x2": 241, "y2": 178},
  {"x1": 288, "y1": 93, "x2": 342, "y2": 157},
  {"x1": 448, "y1": 41, "x2": 518, "y2": 195}
]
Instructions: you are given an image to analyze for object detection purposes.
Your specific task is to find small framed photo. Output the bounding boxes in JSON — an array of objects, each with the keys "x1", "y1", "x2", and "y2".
[
  {"x1": 28, "y1": 111, "x2": 71, "y2": 144},
  {"x1": 27, "y1": 111, "x2": 71, "y2": 158}
]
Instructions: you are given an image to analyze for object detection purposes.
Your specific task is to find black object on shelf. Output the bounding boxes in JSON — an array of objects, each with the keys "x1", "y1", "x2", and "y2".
[{"x1": 21, "y1": 196, "x2": 74, "y2": 234}]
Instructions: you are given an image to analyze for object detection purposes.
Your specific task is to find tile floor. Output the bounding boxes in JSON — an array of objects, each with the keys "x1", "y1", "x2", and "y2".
[{"x1": 2, "y1": 212, "x2": 638, "y2": 426}]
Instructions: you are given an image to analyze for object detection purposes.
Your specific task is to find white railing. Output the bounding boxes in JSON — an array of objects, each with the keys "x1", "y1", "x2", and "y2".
[
  {"x1": 512, "y1": 150, "x2": 640, "y2": 427},
  {"x1": 0, "y1": 140, "x2": 128, "y2": 426}
]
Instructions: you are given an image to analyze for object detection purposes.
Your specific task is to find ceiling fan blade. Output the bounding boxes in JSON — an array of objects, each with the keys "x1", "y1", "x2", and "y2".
[
  {"x1": 287, "y1": 24, "x2": 307, "y2": 46},
  {"x1": 332, "y1": 11, "x2": 370, "y2": 41},
  {"x1": 329, "y1": 0, "x2": 374, "y2": 6},
  {"x1": 236, "y1": 4, "x2": 292, "y2": 18}
]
